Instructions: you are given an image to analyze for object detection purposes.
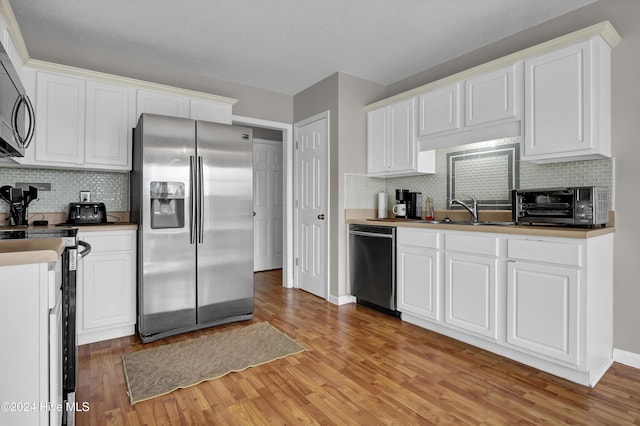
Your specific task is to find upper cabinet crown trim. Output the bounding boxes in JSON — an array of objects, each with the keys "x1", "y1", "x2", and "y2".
[
  {"x1": 365, "y1": 21, "x2": 621, "y2": 112},
  {"x1": 26, "y1": 60, "x2": 238, "y2": 105}
]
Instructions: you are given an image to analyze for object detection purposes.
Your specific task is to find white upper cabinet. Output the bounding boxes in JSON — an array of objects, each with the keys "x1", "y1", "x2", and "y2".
[
  {"x1": 29, "y1": 71, "x2": 131, "y2": 170},
  {"x1": 34, "y1": 72, "x2": 86, "y2": 166},
  {"x1": 418, "y1": 83, "x2": 461, "y2": 137},
  {"x1": 84, "y1": 81, "x2": 131, "y2": 168},
  {"x1": 416, "y1": 63, "x2": 522, "y2": 148},
  {"x1": 367, "y1": 97, "x2": 435, "y2": 177},
  {"x1": 16, "y1": 64, "x2": 236, "y2": 171},
  {"x1": 368, "y1": 22, "x2": 619, "y2": 162},
  {"x1": 465, "y1": 62, "x2": 521, "y2": 127},
  {"x1": 136, "y1": 89, "x2": 189, "y2": 119},
  {"x1": 522, "y1": 36, "x2": 612, "y2": 163}
]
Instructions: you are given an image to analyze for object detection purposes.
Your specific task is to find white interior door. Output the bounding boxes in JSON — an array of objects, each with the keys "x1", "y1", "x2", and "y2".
[
  {"x1": 295, "y1": 112, "x2": 329, "y2": 299},
  {"x1": 253, "y1": 138, "x2": 284, "y2": 271}
]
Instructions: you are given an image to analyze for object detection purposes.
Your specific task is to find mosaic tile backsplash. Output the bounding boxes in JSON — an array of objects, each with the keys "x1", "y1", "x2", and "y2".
[
  {"x1": 346, "y1": 137, "x2": 613, "y2": 212},
  {"x1": 0, "y1": 167, "x2": 129, "y2": 213}
]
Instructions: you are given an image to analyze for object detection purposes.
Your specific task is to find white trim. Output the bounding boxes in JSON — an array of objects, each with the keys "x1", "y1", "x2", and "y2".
[
  {"x1": 232, "y1": 115, "x2": 294, "y2": 288},
  {"x1": 27, "y1": 59, "x2": 238, "y2": 105},
  {"x1": 613, "y1": 348, "x2": 640, "y2": 369},
  {"x1": 293, "y1": 110, "x2": 331, "y2": 300},
  {"x1": 330, "y1": 294, "x2": 356, "y2": 306}
]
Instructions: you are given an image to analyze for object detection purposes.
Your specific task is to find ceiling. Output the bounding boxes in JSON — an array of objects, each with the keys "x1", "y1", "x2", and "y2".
[{"x1": 9, "y1": 0, "x2": 596, "y2": 96}]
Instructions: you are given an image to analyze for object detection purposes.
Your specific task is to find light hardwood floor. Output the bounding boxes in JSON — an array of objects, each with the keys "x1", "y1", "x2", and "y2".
[{"x1": 76, "y1": 270, "x2": 640, "y2": 425}]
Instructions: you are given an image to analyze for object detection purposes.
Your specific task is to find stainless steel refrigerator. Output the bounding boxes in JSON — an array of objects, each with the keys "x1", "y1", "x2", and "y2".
[{"x1": 131, "y1": 113, "x2": 254, "y2": 343}]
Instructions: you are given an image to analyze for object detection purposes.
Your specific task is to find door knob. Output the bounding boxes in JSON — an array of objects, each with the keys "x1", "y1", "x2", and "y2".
[{"x1": 317, "y1": 214, "x2": 325, "y2": 220}]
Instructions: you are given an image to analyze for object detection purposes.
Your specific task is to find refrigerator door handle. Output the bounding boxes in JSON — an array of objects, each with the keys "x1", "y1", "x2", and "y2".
[
  {"x1": 198, "y1": 155, "x2": 204, "y2": 244},
  {"x1": 189, "y1": 155, "x2": 197, "y2": 244}
]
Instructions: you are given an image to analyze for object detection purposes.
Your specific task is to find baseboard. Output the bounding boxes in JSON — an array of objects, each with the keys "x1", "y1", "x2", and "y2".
[
  {"x1": 613, "y1": 348, "x2": 640, "y2": 369},
  {"x1": 329, "y1": 294, "x2": 356, "y2": 306}
]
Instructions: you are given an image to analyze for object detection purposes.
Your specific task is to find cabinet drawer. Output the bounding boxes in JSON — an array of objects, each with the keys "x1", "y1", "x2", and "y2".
[
  {"x1": 508, "y1": 239, "x2": 582, "y2": 267},
  {"x1": 79, "y1": 232, "x2": 134, "y2": 253},
  {"x1": 445, "y1": 233, "x2": 499, "y2": 256},
  {"x1": 397, "y1": 228, "x2": 440, "y2": 249}
]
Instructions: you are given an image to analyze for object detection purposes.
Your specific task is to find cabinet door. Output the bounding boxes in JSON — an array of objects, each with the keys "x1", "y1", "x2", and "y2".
[
  {"x1": 418, "y1": 83, "x2": 461, "y2": 136},
  {"x1": 388, "y1": 98, "x2": 415, "y2": 173},
  {"x1": 136, "y1": 89, "x2": 189, "y2": 118},
  {"x1": 397, "y1": 244, "x2": 441, "y2": 320},
  {"x1": 189, "y1": 99, "x2": 232, "y2": 124},
  {"x1": 366, "y1": 107, "x2": 389, "y2": 175},
  {"x1": 445, "y1": 252, "x2": 498, "y2": 339},
  {"x1": 80, "y1": 251, "x2": 133, "y2": 331},
  {"x1": 35, "y1": 72, "x2": 85, "y2": 165},
  {"x1": 465, "y1": 63, "x2": 521, "y2": 127},
  {"x1": 84, "y1": 80, "x2": 130, "y2": 168},
  {"x1": 523, "y1": 39, "x2": 596, "y2": 159},
  {"x1": 506, "y1": 261, "x2": 579, "y2": 364}
]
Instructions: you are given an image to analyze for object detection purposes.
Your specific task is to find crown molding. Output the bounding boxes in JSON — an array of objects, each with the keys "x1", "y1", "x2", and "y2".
[{"x1": 26, "y1": 59, "x2": 238, "y2": 105}]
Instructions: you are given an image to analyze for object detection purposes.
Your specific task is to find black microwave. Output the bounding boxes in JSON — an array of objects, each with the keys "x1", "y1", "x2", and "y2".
[
  {"x1": 512, "y1": 187, "x2": 609, "y2": 227},
  {"x1": 0, "y1": 42, "x2": 34, "y2": 157}
]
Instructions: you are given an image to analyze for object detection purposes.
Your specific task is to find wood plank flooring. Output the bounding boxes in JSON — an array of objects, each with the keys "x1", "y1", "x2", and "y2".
[{"x1": 76, "y1": 270, "x2": 640, "y2": 425}]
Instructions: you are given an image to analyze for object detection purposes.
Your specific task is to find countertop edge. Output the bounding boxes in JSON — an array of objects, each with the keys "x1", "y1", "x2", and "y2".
[
  {"x1": 346, "y1": 218, "x2": 615, "y2": 239},
  {"x1": 0, "y1": 238, "x2": 66, "y2": 266}
]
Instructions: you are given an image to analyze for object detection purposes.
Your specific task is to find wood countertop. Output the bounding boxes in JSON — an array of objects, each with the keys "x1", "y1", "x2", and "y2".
[
  {"x1": 0, "y1": 238, "x2": 66, "y2": 266},
  {"x1": 346, "y1": 218, "x2": 614, "y2": 239}
]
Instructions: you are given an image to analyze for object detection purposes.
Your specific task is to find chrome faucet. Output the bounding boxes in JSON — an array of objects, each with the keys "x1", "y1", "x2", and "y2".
[{"x1": 449, "y1": 196, "x2": 478, "y2": 222}]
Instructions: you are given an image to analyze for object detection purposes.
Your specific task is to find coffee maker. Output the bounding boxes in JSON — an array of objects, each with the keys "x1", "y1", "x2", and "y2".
[
  {"x1": 408, "y1": 192, "x2": 422, "y2": 219},
  {"x1": 0, "y1": 185, "x2": 38, "y2": 226},
  {"x1": 393, "y1": 189, "x2": 409, "y2": 218}
]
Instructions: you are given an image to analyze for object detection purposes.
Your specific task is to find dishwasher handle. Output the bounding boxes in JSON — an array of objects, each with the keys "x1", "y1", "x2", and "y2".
[{"x1": 349, "y1": 230, "x2": 394, "y2": 239}]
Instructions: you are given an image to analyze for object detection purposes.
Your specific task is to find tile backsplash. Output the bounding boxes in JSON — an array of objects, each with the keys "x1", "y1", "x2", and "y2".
[
  {"x1": 346, "y1": 137, "x2": 613, "y2": 212},
  {"x1": 0, "y1": 167, "x2": 129, "y2": 213}
]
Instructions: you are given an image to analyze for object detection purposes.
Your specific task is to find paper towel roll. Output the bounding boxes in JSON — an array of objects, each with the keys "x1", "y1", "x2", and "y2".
[{"x1": 378, "y1": 192, "x2": 388, "y2": 218}]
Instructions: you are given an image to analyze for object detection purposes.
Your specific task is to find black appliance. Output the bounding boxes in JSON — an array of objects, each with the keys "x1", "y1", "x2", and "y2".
[
  {"x1": 348, "y1": 224, "x2": 399, "y2": 317},
  {"x1": 408, "y1": 192, "x2": 422, "y2": 219},
  {"x1": 66, "y1": 202, "x2": 108, "y2": 224},
  {"x1": 394, "y1": 189, "x2": 409, "y2": 218},
  {"x1": 0, "y1": 40, "x2": 35, "y2": 157},
  {"x1": 0, "y1": 184, "x2": 38, "y2": 225},
  {"x1": 512, "y1": 186, "x2": 609, "y2": 227},
  {"x1": 0, "y1": 228, "x2": 91, "y2": 426}
]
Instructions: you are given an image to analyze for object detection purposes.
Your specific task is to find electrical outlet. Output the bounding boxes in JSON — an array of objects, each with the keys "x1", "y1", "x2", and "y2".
[{"x1": 80, "y1": 191, "x2": 91, "y2": 202}]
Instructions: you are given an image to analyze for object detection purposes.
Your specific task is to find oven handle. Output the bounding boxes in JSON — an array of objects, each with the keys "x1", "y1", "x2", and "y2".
[{"x1": 78, "y1": 240, "x2": 92, "y2": 259}]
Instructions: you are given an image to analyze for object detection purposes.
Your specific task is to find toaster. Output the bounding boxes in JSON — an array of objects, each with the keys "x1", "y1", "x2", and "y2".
[{"x1": 67, "y1": 202, "x2": 108, "y2": 224}]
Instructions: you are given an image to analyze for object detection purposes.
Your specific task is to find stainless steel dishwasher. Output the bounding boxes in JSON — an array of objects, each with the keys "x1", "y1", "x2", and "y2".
[{"x1": 348, "y1": 224, "x2": 399, "y2": 317}]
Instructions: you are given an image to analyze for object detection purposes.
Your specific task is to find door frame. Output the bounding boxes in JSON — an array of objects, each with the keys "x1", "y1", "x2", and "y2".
[
  {"x1": 232, "y1": 115, "x2": 294, "y2": 287},
  {"x1": 293, "y1": 110, "x2": 330, "y2": 298}
]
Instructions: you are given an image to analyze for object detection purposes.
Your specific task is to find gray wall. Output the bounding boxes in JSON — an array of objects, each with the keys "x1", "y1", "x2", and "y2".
[
  {"x1": 293, "y1": 72, "x2": 385, "y2": 298},
  {"x1": 383, "y1": 0, "x2": 640, "y2": 354}
]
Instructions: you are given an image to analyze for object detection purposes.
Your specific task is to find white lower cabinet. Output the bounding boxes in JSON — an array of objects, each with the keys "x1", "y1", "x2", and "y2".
[
  {"x1": 397, "y1": 228, "x2": 442, "y2": 321},
  {"x1": 77, "y1": 230, "x2": 136, "y2": 345},
  {"x1": 506, "y1": 261, "x2": 579, "y2": 364},
  {"x1": 394, "y1": 226, "x2": 613, "y2": 387},
  {"x1": 445, "y1": 252, "x2": 499, "y2": 340},
  {"x1": 0, "y1": 262, "x2": 54, "y2": 426}
]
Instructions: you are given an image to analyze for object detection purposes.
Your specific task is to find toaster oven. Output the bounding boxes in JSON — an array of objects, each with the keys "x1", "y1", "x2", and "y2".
[{"x1": 512, "y1": 187, "x2": 609, "y2": 227}]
